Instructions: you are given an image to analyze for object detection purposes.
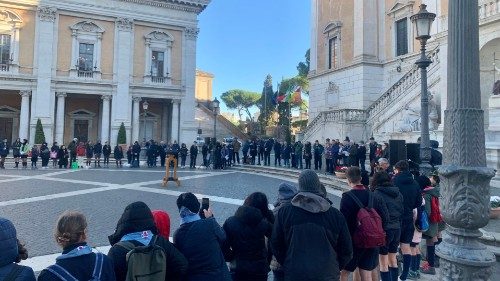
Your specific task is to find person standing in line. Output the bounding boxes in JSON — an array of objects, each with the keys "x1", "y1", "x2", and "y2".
[
  {"x1": 392, "y1": 160, "x2": 423, "y2": 281},
  {"x1": 294, "y1": 141, "x2": 303, "y2": 169},
  {"x1": 273, "y1": 140, "x2": 282, "y2": 167},
  {"x1": 264, "y1": 139, "x2": 273, "y2": 166},
  {"x1": 0, "y1": 138, "x2": 8, "y2": 169},
  {"x1": 202, "y1": 142, "x2": 209, "y2": 167},
  {"x1": 19, "y1": 139, "x2": 30, "y2": 169},
  {"x1": 313, "y1": 140, "x2": 324, "y2": 171},
  {"x1": 358, "y1": 141, "x2": 367, "y2": 172},
  {"x1": 257, "y1": 139, "x2": 264, "y2": 165},
  {"x1": 30, "y1": 144, "x2": 39, "y2": 169},
  {"x1": 113, "y1": 145, "x2": 124, "y2": 168},
  {"x1": 67, "y1": 138, "x2": 78, "y2": 165},
  {"x1": 57, "y1": 145, "x2": 69, "y2": 169},
  {"x1": 324, "y1": 139, "x2": 332, "y2": 173},
  {"x1": 76, "y1": 142, "x2": 86, "y2": 168},
  {"x1": 132, "y1": 141, "x2": 141, "y2": 167},
  {"x1": 303, "y1": 141, "x2": 312, "y2": 170},
  {"x1": 340, "y1": 167, "x2": 388, "y2": 281},
  {"x1": 242, "y1": 140, "x2": 249, "y2": 165},
  {"x1": 93, "y1": 140, "x2": 102, "y2": 168},
  {"x1": 281, "y1": 142, "x2": 291, "y2": 168},
  {"x1": 369, "y1": 137, "x2": 378, "y2": 176},
  {"x1": 271, "y1": 170, "x2": 353, "y2": 281},
  {"x1": 39, "y1": 142, "x2": 50, "y2": 169},
  {"x1": 190, "y1": 141, "x2": 198, "y2": 169},
  {"x1": 372, "y1": 171, "x2": 404, "y2": 281},
  {"x1": 11, "y1": 138, "x2": 21, "y2": 168},
  {"x1": 38, "y1": 211, "x2": 116, "y2": 281},
  {"x1": 85, "y1": 141, "x2": 94, "y2": 168},
  {"x1": 250, "y1": 140, "x2": 257, "y2": 165},
  {"x1": 233, "y1": 137, "x2": 241, "y2": 164},
  {"x1": 227, "y1": 141, "x2": 234, "y2": 167},
  {"x1": 50, "y1": 142, "x2": 59, "y2": 168},
  {"x1": 102, "y1": 141, "x2": 111, "y2": 168}
]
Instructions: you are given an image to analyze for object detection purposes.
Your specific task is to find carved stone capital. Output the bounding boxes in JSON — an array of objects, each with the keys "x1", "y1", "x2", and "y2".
[
  {"x1": 132, "y1": 96, "x2": 142, "y2": 103},
  {"x1": 37, "y1": 6, "x2": 57, "y2": 22},
  {"x1": 101, "y1": 95, "x2": 112, "y2": 101},
  {"x1": 185, "y1": 27, "x2": 199, "y2": 39},
  {"x1": 171, "y1": 99, "x2": 181, "y2": 104},
  {"x1": 19, "y1": 90, "x2": 31, "y2": 98},
  {"x1": 56, "y1": 92, "x2": 67, "y2": 98},
  {"x1": 116, "y1": 17, "x2": 133, "y2": 31}
]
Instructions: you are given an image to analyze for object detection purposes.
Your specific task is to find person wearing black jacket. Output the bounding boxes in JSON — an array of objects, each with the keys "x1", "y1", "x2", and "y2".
[
  {"x1": 202, "y1": 143, "x2": 209, "y2": 167},
  {"x1": 313, "y1": 140, "x2": 324, "y2": 171},
  {"x1": 38, "y1": 211, "x2": 115, "y2": 281},
  {"x1": 340, "y1": 167, "x2": 388, "y2": 281},
  {"x1": 132, "y1": 141, "x2": 141, "y2": 167},
  {"x1": 57, "y1": 145, "x2": 69, "y2": 168},
  {"x1": 223, "y1": 192, "x2": 273, "y2": 281},
  {"x1": 114, "y1": 145, "x2": 124, "y2": 168},
  {"x1": 392, "y1": 160, "x2": 423, "y2": 281},
  {"x1": 358, "y1": 141, "x2": 367, "y2": 172},
  {"x1": 271, "y1": 170, "x2": 352, "y2": 281},
  {"x1": 303, "y1": 142, "x2": 312, "y2": 169},
  {"x1": 373, "y1": 171, "x2": 404, "y2": 281},
  {"x1": 102, "y1": 141, "x2": 112, "y2": 168},
  {"x1": 273, "y1": 141, "x2": 282, "y2": 167},
  {"x1": 263, "y1": 139, "x2": 273, "y2": 166},
  {"x1": 39, "y1": 142, "x2": 50, "y2": 169},
  {"x1": 159, "y1": 141, "x2": 167, "y2": 167},
  {"x1": 189, "y1": 142, "x2": 198, "y2": 169},
  {"x1": 108, "y1": 201, "x2": 188, "y2": 281},
  {"x1": 0, "y1": 138, "x2": 9, "y2": 169},
  {"x1": 369, "y1": 137, "x2": 378, "y2": 176},
  {"x1": 93, "y1": 140, "x2": 103, "y2": 168}
]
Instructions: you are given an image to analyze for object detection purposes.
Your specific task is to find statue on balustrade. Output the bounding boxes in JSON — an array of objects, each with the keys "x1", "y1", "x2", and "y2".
[
  {"x1": 493, "y1": 80, "x2": 500, "y2": 95},
  {"x1": 397, "y1": 93, "x2": 440, "y2": 132}
]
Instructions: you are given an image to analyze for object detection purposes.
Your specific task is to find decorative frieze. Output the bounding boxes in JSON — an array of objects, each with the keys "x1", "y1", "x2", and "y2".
[
  {"x1": 37, "y1": 6, "x2": 57, "y2": 22},
  {"x1": 116, "y1": 17, "x2": 133, "y2": 31},
  {"x1": 185, "y1": 27, "x2": 199, "y2": 39}
]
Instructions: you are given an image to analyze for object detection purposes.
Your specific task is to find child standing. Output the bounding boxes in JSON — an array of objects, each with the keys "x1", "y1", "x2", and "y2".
[{"x1": 30, "y1": 145, "x2": 39, "y2": 169}]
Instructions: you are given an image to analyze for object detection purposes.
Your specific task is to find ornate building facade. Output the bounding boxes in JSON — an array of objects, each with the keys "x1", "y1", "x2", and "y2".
[
  {"x1": 303, "y1": 0, "x2": 500, "y2": 182},
  {"x1": 0, "y1": 0, "x2": 209, "y2": 146}
]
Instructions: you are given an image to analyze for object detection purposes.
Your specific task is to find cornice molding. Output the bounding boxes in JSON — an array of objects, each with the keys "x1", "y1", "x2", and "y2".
[{"x1": 117, "y1": 0, "x2": 210, "y2": 14}]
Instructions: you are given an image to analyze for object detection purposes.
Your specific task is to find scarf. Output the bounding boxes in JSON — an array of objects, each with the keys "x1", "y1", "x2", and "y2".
[
  {"x1": 120, "y1": 230, "x2": 154, "y2": 246},
  {"x1": 56, "y1": 244, "x2": 93, "y2": 260},
  {"x1": 180, "y1": 206, "x2": 200, "y2": 225}
]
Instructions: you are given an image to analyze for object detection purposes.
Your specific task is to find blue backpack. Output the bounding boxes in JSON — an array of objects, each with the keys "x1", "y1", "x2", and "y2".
[
  {"x1": 46, "y1": 253, "x2": 104, "y2": 281},
  {"x1": 415, "y1": 206, "x2": 430, "y2": 232}
]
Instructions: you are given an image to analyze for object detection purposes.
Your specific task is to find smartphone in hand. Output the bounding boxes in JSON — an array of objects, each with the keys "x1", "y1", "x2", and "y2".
[{"x1": 199, "y1": 197, "x2": 209, "y2": 219}]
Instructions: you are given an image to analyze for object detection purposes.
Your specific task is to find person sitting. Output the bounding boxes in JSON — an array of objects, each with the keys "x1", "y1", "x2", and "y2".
[
  {"x1": 38, "y1": 211, "x2": 115, "y2": 281},
  {"x1": 173, "y1": 193, "x2": 231, "y2": 281},
  {"x1": 222, "y1": 192, "x2": 274, "y2": 281},
  {"x1": 107, "y1": 201, "x2": 188, "y2": 281},
  {"x1": 0, "y1": 217, "x2": 36, "y2": 281},
  {"x1": 152, "y1": 210, "x2": 171, "y2": 240}
]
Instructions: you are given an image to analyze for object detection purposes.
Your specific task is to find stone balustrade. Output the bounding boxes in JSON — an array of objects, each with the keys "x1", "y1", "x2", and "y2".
[{"x1": 479, "y1": 0, "x2": 499, "y2": 20}]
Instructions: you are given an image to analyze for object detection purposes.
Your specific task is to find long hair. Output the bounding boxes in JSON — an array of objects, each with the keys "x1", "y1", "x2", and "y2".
[{"x1": 244, "y1": 192, "x2": 272, "y2": 221}]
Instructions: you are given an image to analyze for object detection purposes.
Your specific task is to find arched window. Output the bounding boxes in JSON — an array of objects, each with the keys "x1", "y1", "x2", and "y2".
[
  {"x1": 144, "y1": 30, "x2": 174, "y2": 84},
  {"x1": 0, "y1": 9, "x2": 22, "y2": 73}
]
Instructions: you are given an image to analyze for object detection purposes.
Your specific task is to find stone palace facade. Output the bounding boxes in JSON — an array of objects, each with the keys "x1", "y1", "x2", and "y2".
[
  {"x1": 302, "y1": 0, "x2": 500, "y2": 181},
  {"x1": 0, "y1": 0, "x2": 209, "y2": 147}
]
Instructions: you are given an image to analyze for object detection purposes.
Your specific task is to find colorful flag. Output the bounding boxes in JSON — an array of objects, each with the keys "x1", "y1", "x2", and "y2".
[{"x1": 292, "y1": 86, "x2": 302, "y2": 104}]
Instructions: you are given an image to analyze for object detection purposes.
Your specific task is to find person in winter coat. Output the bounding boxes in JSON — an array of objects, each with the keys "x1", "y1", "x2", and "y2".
[
  {"x1": 271, "y1": 170, "x2": 353, "y2": 281},
  {"x1": 19, "y1": 139, "x2": 30, "y2": 169},
  {"x1": 273, "y1": 141, "x2": 282, "y2": 167},
  {"x1": 189, "y1": 142, "x2": 198, "y2": 169},
  {"x1": 373, "y1": 171, "x2": 404, "y2": 281},
  {"x1": 281, "y1": 142, "x2": 291, "y2": 168},
  {"x1": 38, "y1": 211, "x2": 115, "y2": 281},
  {"x1": 242, "y1": 141, "x2": 249, "y2": 165},
  {"x1": 50, "y1": 143, "x2": 59, "y2": 168},
  {"x1": 132, "y1": 141, "x2": 141, "y2": 166},
  {"x1": 147, "y1": 142, "x2": 157, "y2": 168},
  {"x1": 357, "y1": 141, "x2": 367, "y2": 172},
  {"x1": 202, "y1": 143, "x2": 209, "y2": 167},
  {"x1": 348, "y1": 143, "x2": 358, "y2": 168},
  {"x1": 30, "y1": 145, "x2": 39, "y2": 169},
  {"x1": 340, "y1": 167, "x2": 389, "y2": 281},
  {"x1": 76, "y1": 142, "x2": 86, "y2": 168},
  {"x1": 303, "y1": 142, "x2": 312, "y2": 169},
  {"x1": 179, "y1": 143, "x2": 188, "y2": 168},
  {"x1": 85, "y1": 141, "x2": 94, "y2": 167},
  {"x1": 0, "y1": 138, "x2": 9, "y2": 169},
  {"x1": 39, "y1": 142, "x2": 50, "y2": 168},
  {"x1": 313, "y1": 140, "x2": 324, "y2": 171},
  {"x1": 270, "y1": 183, "x2": 297, "y2": 281},
  {"x1": 126, "y1": 145, "x2": 132, "y2": 164},
  {"x1": 393, "y1": 160, "x2": 423, "y2": 281},
  {"x1": 233, "y1": 138, "x2": 241, "y2": 164},
  {"x1": 223, "y1": 192, "x2": 274, "y2": 281},
  {"x1": 12, "y1": 138, "x2": 21, "y2": 169},
  {"x1": 0, "y1": 217, "x2": 36, "y2": 281},
  {"x1": 113, "y1": 145, "x2": 124, "y2": 168},
  {"x1": 250, "y1": 140, "x2": 257, "y2": 165},
  {"x1": 102, "y1": 141, "x2": 112, "y2": 168},
  {"x1": 93, "y1": 140, "x2": 103, "y2": 168},
  {"x1": 174, "y1": 192, "x2": 231, "y2": 281},
  {"x1": 107, "y1": 201, "x2": 188, "y2": 281},
  {"x1": 415, "y1": 176, "x2": 440, "y2": 276},
  {"x1": 152, "y1": 210, "x2": 171, "y2": 240},
  {"x1": 294, "y1": 141, "x2": 303, "y2": 169},
  {"x1": 57, "y1": 145, "x2": 69, "y2": 169},
  {"x1": 67, "y1": 138, "x2": 77, "y2": 164}
]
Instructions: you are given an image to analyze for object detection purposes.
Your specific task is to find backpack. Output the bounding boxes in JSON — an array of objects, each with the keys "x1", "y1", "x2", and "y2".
[
  {"x1": 117, "y1": 235, "x2": 167, "y2": 281},
  {"x1": 430, "y1": 196, "x2": 443, "y2": 223},
  {"x1": 346, "y1": 192, "x2": 386, "y2": 249},
  {"x1": 415, "y1": 206, "x2": 430, "y2": 232},
  {"x1": 46, "y1": 252, "x2": 104, "y2": 281}
]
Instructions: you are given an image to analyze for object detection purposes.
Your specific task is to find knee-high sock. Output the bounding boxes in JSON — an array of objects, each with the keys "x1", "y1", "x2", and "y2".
[
  {"x1": 380, "y1": 271, "x2": 391, "y2": 281},
  {"x1": 400, "y1": 254, "x2": 412, "y2": 280},
  {"x1": 427, "y1": 245, "x2": 436, "y2": 267},
  {"x1": 389, "y1": 267, "x2": 399, "y2": 281}
]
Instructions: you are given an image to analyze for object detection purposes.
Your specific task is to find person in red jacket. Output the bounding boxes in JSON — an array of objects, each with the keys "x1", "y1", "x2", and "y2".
[{"x1": 76, "y1": 142, "x2": 86, "y2": 168}]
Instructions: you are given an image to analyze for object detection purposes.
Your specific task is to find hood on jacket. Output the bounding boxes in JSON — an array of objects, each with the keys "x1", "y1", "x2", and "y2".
[
  {"x1": 394, "y1": 171, "x2": 416, "y2": 186},
  {"x1": 0, "y1": 217, "x2": 18, "y2": 267},
  {"x1": 291, "y1": 192, "x2": 331, "y2": 213},
  {"x1": 376, "y1": 185, "x2": 401, "y2": 198},
  {"x1": 235, "y1": 206, "x2": 265, "y2": 226},
  {"x1": 108, "y1": 201, "x2": 158, "y2": 245},
  {"x1": 275, "y1": 183, "x2": 298, "y2": 205}
]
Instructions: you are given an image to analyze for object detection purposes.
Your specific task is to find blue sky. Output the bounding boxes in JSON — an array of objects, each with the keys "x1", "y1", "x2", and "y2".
[{"x1": 196, "y1": 0, "x2": 311, "y2": 116}]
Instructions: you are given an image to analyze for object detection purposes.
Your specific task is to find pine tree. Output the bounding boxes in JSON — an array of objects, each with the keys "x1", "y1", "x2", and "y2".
[
  {"x1": 34, "y1": 118, "x2": 45, "y2": 144},
  {"x1": 117, "y1": 122, "x2": 127, "y2": 144},
  {"x1": 258, "y1": 74, "x2": 275, "y2": 134}
]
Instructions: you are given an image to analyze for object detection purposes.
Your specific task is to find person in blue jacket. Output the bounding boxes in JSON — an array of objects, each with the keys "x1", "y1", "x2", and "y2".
[{"x1": 0, "y1": 217, "x2": 36, "y2": 281}]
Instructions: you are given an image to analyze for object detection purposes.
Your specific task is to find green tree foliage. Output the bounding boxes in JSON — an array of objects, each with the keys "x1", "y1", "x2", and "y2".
[
  {"x1": 220, "y1": 89, "x2": 260, "y2": 122},
  {"x1": 258, "y1": 74, "x2": 275, "y2": 133},
  {"x1": 117, "y1": 122, "x2": 127, "y2": 144},
  {"x1": 297, "y1": 49, "x2": 310, "y2": 77},
  {"x1": 34, "y1": 118, "x2": 45, "y2": 144}
]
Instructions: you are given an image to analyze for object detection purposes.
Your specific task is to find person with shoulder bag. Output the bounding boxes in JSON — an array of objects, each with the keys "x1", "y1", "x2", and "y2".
[{"x1": 38, "y1": 211, "x2": 115, "y2": 281}]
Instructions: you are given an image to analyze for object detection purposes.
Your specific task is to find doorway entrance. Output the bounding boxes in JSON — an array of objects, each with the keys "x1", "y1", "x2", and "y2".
[
  {"x1": 74, "y1": 119, "x2": 89, "y2": 143},
  {"x1": 0, "y1": 117, "x2": 12, "y2": 142}
]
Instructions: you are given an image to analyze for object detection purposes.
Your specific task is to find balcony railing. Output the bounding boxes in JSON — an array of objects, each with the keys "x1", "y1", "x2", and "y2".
[
  {"x1": 151, "y1": 76, "x2": 166, "y2": 83},
  {"x1": 77, "y1": 70, "x2": 93, "y2": 78},
  {"x1": 479, "y1": 0, "x2": 499, "y2": 20},
  {"x1": 0, "y1": 63, "x2": 9, "y2": 72}
]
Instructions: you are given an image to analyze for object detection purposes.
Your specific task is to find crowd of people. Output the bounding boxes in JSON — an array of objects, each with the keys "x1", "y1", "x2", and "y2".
[{"x1": 0, "y1": 164, "x2": 443, "y2": 281}]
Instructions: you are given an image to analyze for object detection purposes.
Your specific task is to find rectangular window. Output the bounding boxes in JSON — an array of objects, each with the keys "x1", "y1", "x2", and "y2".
[
  {"x1": 78, "y1": 43, "x2": 94, "y2": 71},
  {"x1": 396, "y1": 18, "x2": 408, "y2": 56},
  {"x1": 151, "y1": 51, "x2": 164, "y2": 77},
  {"x1": 0, "y1": 34, "x2": 11, "y2": 70},
  {"x1": 328, "y1": 37, "x2": 338, "y2": 69}
]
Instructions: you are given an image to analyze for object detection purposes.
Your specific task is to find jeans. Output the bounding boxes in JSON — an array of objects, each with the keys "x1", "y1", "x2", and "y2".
[
  {"x1": 274, "y1": 154, "x2": 281, "y2": 166},
  {"x1": 233, "y1": 152, "x2": 240, "y2": 163},
  {"x1": 295, "y1": 154, "x2": 303, "y2": 169},
  {"x1": 314, "y1": 155, "x2": 322, "y2": 170}
]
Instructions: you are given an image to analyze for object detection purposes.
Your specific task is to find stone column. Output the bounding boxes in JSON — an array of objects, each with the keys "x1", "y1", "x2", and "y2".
[
  {"x1": 55, "y1": 92, "x2": 66, "y2": 144},
  {"x1": 132, "y1": 97, "x2": 141, "y2": 143},
  {"x1": 171, "y1": 100, "x2": 180, "y2": 142},
  {"x1": 436, "y1": 0, "x2": 496, "y2": 280},
  {"x1": 101, "y1": 95, "x2": 111, "y2": 143},
  {"x1": 19, "y1": 90, "x2": 31, "y2": 140},
  {"x1": 162, "y1": 102, "x2": 169, "y2": 141}
]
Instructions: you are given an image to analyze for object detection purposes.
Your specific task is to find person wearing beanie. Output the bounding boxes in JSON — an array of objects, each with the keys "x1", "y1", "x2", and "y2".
[
  {"x1": 107, "y1": 201, "x2": 187, "y2": 281},
  {"x1": 173, "y1": 193, "x2": 231, "y2": 281},
  {"x1": 340, "y1": 167, "x2": 388, "y2": 281},
  {"x1": 0, "y1": 217, "x2": 36, "y2": 280},
  {"x1": 271, "y1": 170, "x2": 352, "y2": 281}
]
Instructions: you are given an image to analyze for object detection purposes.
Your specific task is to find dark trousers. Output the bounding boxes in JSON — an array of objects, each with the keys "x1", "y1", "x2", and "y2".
[
  {"x1": 264, "y1": 152, "x2": 271, "y2": 166},
  {"x1": 295, "y1": 154, "x2": 303, "y2": 169},
  {"x1": 305, "y1": 158, "x2": 311, "y2": 169},
  {"x1": 359, "y1": 157, "x2": 366, "y2": 171},
  {"x1": 202, "y1": 153, "x2": 208, "y2": 166},
  {"x1": 325, "y1": 158, "x2": 333, "y2": 173},
  {"x1": 160, "y1": 154, "x2": 166, "y2": 167},
  {"x1": 233, "y1": 152, "x2": 240, "y2": 163},
  {"x1": 283, "y1": 158, "x2": 290, "y2": 167},
  {"x1": 332, "y1": 157, "x2": 338, "y2": 173},
  {"x1": 258, "y1": 152, "x2": 263, "y2": 164},
  {"x1": 41, "y1": 157, "x2": 49, "y2": 167},
  {"x1": 274, "y1": 154, "x2": 281, "y2": 166},
  {"x1": 180, "y1": 156, "x2": 187, "y2": 166},
  {"x1": 314, "y1": 155, "x2": 322, "y2": 170},
  {"x1": 103, "y1": 156, "x2": 110, "y2": 166},
  {"x1": 190, "y1": 155, "x2": 197, "y2": 168},
  {"x1": 242, "y1": 153, "x2": 248, "y2": 164},
  {"x1": 70, "y1": 152, "x2": 76, "y2": 164}
]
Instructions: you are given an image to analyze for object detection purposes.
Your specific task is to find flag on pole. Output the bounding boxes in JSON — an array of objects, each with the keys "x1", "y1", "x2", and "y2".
[{"x1": 292, "y1": 86, "x2": 302, "y2": 104}]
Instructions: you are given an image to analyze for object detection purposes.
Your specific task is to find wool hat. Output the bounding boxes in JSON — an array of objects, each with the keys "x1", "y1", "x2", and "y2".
[
  {"x1": 416, "y1": 175, "x2": 432, "y2": 190},
  {"x1": 176, "y1": 192, "x2": 200, "y2": 214},
  {"x1": 298, "y1": 170, "x2": 322, "y2": 194},
  {"x1": 278, "y1": 183, "x2": 298, "y2": 201}
]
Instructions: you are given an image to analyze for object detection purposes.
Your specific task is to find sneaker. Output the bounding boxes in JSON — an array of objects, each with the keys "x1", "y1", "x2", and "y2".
[
  {"x1": 434, "y1": 257, "x2": 440, "y2": 268},
  {"x1": 420, "y1": 261, "x2": 436, "y2": 275},
  {"x1": 407, "y1": 271, "x2": 419, "y2": 280}
]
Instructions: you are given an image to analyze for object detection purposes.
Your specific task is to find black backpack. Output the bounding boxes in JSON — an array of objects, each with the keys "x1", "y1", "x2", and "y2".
[{"x1": 46, "y1": 253, "x2": 104, "y2": 281}]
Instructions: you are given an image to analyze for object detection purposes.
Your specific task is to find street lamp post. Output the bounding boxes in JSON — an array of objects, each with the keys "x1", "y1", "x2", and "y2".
[
  {"x1": 411, "y1": 4, "x2": 435, "y2": 177},
  {"x1": 212, "y1": 98, "x2": 220, "y2": 142},
  {"x1": 436, "y1": 1, "x2": 496, "y2": 279},
  {"x1": 142, "y1": 100, "x2": 149, "y2": 141}
]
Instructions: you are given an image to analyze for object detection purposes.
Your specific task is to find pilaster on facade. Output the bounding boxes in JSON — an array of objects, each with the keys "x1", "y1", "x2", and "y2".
[
  {"x1": 116, "y1": 17, "x2": 134, "y2": 32},
  {"x1": 37, "y1": 6, "x2": 57, "y2": 22}
]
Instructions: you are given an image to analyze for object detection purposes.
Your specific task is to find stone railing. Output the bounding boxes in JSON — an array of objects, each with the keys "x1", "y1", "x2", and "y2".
[
  {"x1": 479, "y1": 0, "x2": 499, "y2": 20},
  {"x1": 301, "y1": 109, "x2": 367, "y2": 140},
  {"x1": 366, "y1": 47, "x2": 440, "y2": 123}
]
